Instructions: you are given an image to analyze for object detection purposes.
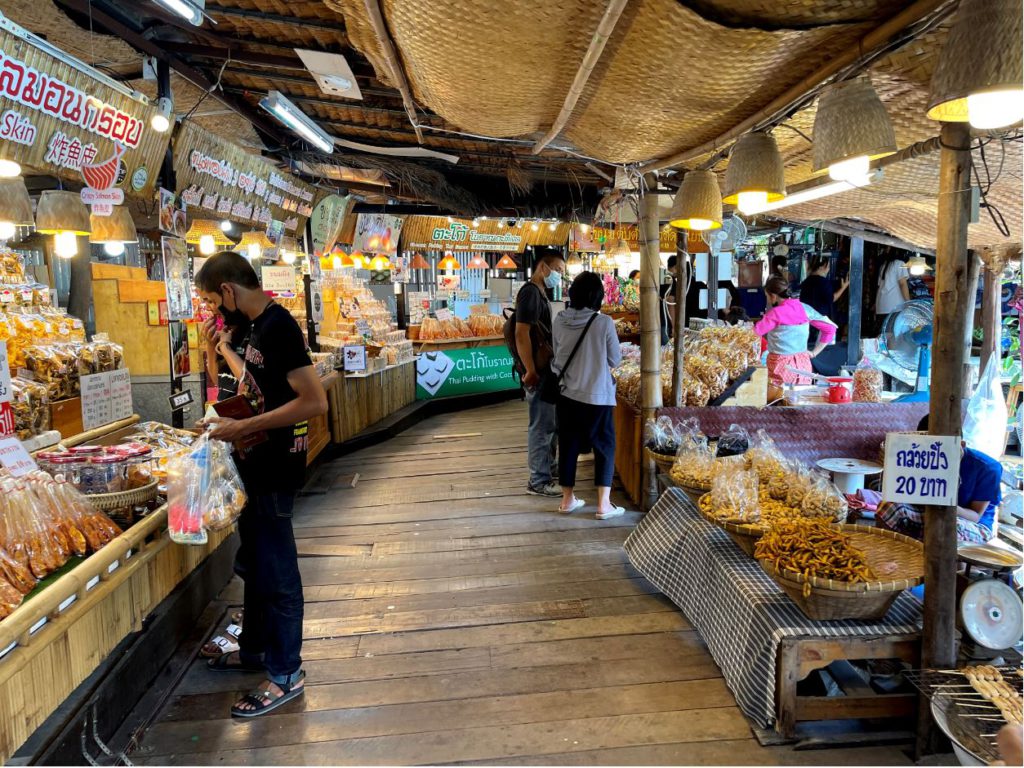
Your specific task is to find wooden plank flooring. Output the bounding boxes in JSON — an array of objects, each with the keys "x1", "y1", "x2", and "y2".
[{"x1": 131, "y1": 401, "x2": 911, "y2": 765}]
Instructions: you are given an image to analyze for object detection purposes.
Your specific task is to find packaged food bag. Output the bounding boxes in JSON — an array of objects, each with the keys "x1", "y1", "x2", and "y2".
[
  {"x1": 710, "y1": 469, "x2": 760, "y2": 523},
  {"x1": 716, "y1": 423, "x2": 751, "y2": 458},
  {"x1": 167, "y1": 432, "x2": 245, "y2": 544},
  {"x1": 801, "y1": 472, "x2": 849, "y2": 521},
  {"x1": 852, "y1": 357, "x2": 883, "y2": 403},
  {"x1": 963, "y1": 354, "x2": 1008, "y2": 460}
]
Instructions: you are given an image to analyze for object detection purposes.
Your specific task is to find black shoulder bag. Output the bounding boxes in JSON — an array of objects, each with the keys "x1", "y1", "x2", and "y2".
[{"x1": 539, "y1": 311, "x2": 599, "y2": 404}]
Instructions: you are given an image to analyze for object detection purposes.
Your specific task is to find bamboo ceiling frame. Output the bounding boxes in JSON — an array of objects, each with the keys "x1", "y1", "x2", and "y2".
[{"x1": 361, "y1": 0, "x2": 425, "y2": 144}]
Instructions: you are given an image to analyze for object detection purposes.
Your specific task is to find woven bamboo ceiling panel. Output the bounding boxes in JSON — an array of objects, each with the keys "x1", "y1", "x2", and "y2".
[
  {"x1": 329, "y1": 0, "x2": 909, "y2": 163},
  {"x1": 206, "y1": 0, "x2": 348, "y2": 49}
]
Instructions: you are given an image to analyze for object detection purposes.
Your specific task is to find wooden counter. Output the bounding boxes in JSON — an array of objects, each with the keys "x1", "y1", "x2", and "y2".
[
  {"x1": 328, "y1": 361, "x2": 415, "y2": 443},
  {"x1": 415, "y1": 336, "x2": 504, "y2": 353}
]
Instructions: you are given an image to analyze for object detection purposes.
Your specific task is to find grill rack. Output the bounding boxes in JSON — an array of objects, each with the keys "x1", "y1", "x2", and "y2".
[{"x1": 903, "y1": 667, "x2": 1023, "y2": 764}]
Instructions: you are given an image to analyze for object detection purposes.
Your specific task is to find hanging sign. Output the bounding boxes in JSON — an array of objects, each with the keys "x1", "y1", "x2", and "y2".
[
  {"x1": 881, "y1": 432, "x2": 961, "y2": 507},
  {"x1": 584, "y1": 225, "x2": 677, "y2": 253},
  {"x1": 173, "y1": 121, "x2": 320, "y2": 232},
  {"x1": 261, "y1": 265, "x2": 296, "y2": 293},
  {"x1": 0, "y1": 18, "x2": 168, "y2": 193},
  {"x1": 352, "y1": 213, "x2": 403, "y2": 257},
  {"x1": 401, "y1": 216, "x2": 570, "y2": 253},
  {"x1": 310, "y1": 194, "x2": 352, "y2": 255}
]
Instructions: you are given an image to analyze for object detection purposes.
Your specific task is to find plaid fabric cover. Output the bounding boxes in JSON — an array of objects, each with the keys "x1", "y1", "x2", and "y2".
[{"x1": 624, "y1": 488, "x2": 923, "y2": 727}]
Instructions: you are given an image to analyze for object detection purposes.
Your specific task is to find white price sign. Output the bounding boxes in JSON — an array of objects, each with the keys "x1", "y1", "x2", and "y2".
[
  {"x1": 343, "y1": 345, "x2": 367, "y2": 372},
  {"x1": 435, "y1": 308, "x2": 453, "y2": 322},
  {"x1": 81, "y1": 372, "x2": 113, "y2": 432},
  {"x1": 0, "y1": 437, "x2": 36, "y2": 477},
  {"x1": 882, "y1": 432, "x2": 961, "y2": 507},
  {"x1": 109, "y1": 369, "x2": 133, "y2": 422},
  {"x1": 311, "y1": 281, "x2": 324, "y2": 322},
  {"x1": 261, "y1": 265, "x2": 297, "y2": 293}
]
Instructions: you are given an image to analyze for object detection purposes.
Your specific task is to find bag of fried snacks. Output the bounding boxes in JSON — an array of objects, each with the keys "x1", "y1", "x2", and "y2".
[
  {"x1": 202, "y1": 438, "x2": 247, "y2": 532},
  {"x1": 801, "y1": 472, "x2": 849, "y2": 521},
  {"x1": 746, "y1": 429, "x2": 787, "y2": 482},
  {"x1": 784, "y1": 462, "x2": 817, "y2": 509},
  {"x1": 710, "y1": 469, "x2": 760, "y2": 523},
  {"x1": 670, "y1": 430, "x2": 716, "y2": 489},
  {"x1": 644, "y1": 415, "x2": 682, "y2": 455},
  {"x1": 716, "y1": 423, "x2": 751, "y2": 458}
]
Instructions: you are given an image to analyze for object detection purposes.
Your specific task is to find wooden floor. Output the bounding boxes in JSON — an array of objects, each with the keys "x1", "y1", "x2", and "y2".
[{"x1": 131, "y1": 401, "x2": 912, "y2": 765}]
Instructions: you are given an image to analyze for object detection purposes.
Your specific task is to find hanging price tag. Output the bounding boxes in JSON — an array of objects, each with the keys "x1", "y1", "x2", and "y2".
[
  {"x1": 0, "y1": 437, "x2": 36, "y2": 477},
  {"x1": 80, "y1": 372, "x2": 113, "y2": 431}
]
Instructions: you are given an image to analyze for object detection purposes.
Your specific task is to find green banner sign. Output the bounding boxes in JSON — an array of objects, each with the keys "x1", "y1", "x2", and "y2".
[{"x1": 416, "y1": 346, "x2": 518, "y2": 399}]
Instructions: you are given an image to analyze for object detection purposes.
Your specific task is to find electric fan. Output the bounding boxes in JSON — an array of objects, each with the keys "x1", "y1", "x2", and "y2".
[
  {"x1": 701, "y1": 215, "x2": 747, "y2": 252},
  {"x1": 879, "y1": 299, "x2": 934, "y2": 401}
]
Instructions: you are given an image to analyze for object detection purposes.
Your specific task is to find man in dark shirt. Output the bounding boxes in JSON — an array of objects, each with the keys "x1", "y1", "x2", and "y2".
[
  {"x1": 195, "y1": 251, "x2": 327, "y2": 718},
  {"x1": 515, "y1": 249, "x2": 565, "y2": 496}
]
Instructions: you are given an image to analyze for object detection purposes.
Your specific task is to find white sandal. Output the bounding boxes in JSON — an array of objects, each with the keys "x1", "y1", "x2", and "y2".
[
  {"x1": 200, "y1": 623, "x2": 242, "y2": 658},
  {"x1": 558, "y1": 497, "x2": 586, "y2": 514},
  {"x1": 596, "y1": 505, "x2": 625, "y2": 520}
]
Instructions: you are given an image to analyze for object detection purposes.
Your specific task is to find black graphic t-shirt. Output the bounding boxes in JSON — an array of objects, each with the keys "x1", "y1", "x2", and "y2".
[{"x1": 237, "y1": 302, "x2": 313, "y2": 494}]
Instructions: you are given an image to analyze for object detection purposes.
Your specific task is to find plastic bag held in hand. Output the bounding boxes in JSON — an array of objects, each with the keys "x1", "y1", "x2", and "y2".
[
  {"x1": 963, "y1": 354, "x2": 1008, "y2": 460},
  {"x1": 167, "y1": 432, "x2": 247, "y2": 544}
]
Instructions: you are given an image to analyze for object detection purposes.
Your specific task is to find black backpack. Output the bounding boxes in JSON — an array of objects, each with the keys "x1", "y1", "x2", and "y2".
[{"x1": 503, "y1": 283, "x2": 552, "y2": 379}]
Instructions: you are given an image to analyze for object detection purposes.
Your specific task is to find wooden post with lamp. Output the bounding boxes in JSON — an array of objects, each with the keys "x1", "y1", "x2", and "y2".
[
  {"x1": 639, "y1": 172, "x2": 663, "y2": 510},
  {"x1": 671, "y1": 230, "x2": 687, "y2": 406}
]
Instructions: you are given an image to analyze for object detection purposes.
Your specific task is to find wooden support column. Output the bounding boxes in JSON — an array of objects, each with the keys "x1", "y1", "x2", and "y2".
[
  {"x1": 671, "y1": 231, "x2": 687, "y2": 407},
  {"x1": 639, "y1": 173, "x2": 663, "y2": 510},
  {"x1": 846, "y1": 237, "x2": 865, "y2": 366},
  {"x1": 980, "y1": 247, "x2": 1016, "y2": 373},
  {"x1": 961, "y1": 251, "x2": 982, "y2": 391},
  {"x1": 919, "y1": 122, "x2": 973, "y2": 755}
]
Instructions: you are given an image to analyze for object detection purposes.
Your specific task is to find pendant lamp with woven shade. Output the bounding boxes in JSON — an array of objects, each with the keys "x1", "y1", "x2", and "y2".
[
  {"x1": 0, "y1": 178, "x2": 34, "y2": 241},
  {"x1": 927, "y1": 0, "x2": 1024, "y2": 129},
  {"x1": 186, "y1": 219, "x2": 234, "y2": 255},
  {"x1": 468, "y1": 255, "x2": 489, "y2": 269},
  {"x1": 89, "y1": 206, "x2": 138, "y2": 245},
  {"x1": 668, "y1": 170, "x2": 723, "y2": 231},
  {"x1": 235, "y1": 230, "x2": 274, "y2": 260},
  {"x1": 36, "y1": 190, "x2": 91, "y2": 259},
  {"x1": 495, "y1": 254, "x2": 518, "y2": 270},
  {"x1": 369, "y1": 254, "x2": 393, "y2": 271},
  {"x1": 410, "y1": 252, "x2": 431, "y2": 270},
  {"x1": 566, "y1": 253, "x2": 584, "y2": 275},
  {"x1": 606, "y1": 237, "x2": 632, "y2": 266},
  {"x1": 722, "y1": 132, "x2": 786, "y2": 215},
  {"x1": 813, "y1": 78, "x2": 897, "y2": 181}
]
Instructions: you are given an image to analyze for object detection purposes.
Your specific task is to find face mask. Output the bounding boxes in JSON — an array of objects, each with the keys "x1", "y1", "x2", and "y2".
[
  {"x1": 543, "y1": 268, "x2": 561, "y2": 290},
  {"x1": 218, "y1": 289, "x2": 249, "y2": 328}
]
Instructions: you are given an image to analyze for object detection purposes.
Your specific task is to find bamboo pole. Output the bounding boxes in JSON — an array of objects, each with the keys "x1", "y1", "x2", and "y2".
[
  {"x1": 962, "y1": 251, "x2": 982, "y2": 392},
  {"x1": 638, "y1": 0, "x2": 952, "y2": 173},
  {"x1": 531, "y1": 0, "x2": 629, "y2": 154},
  {"x1": 639, "y1": 172, "x2": 663, "y2": 510},
  {"x1": 671, "y1": 231, "x2": 687, "y2": 406},
  {"x1": 980, "y1": 247, "x2": 1017, "y2": 373},
  {"x1": 918, "y1": 120, "x2": 973, "y2": 755},
  {"x1": 361, "y1": 0, "x2": 425, "y2": 144}
]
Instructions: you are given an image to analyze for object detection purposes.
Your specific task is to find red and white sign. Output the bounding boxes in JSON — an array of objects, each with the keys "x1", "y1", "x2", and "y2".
[
  {"x1": 80, "y1": 187, "x2": 124, "y2": 205},
  {"x1": 0, "y1": 436, "x2": 36, "y2": 476}
]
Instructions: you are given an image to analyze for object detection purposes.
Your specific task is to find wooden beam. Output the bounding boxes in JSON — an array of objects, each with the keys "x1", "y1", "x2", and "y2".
[
  {"x1": 979, "y1": 247, "x2": 1018, "y2": 372},
  {"x1": 639, "y1": 173, "x2": 663, "y2": 510},
  {"x1": 639, "y1": 0, "x2": 952, "y2": 172},
  {"x1": 361, "y1": 0, "x2": 424, "y2": 144},
  {"x1": 173, "y1": 43, "x2": 307, "y2": 70},
  {"x1": 204, "y1": 4, "x2": 348, "y2": 33},
  {"x1": 671, "y1": 231, "x2": 686, "y2": 406},
  {"x1": 919, "y1": 121, "x2": 973, "y2": 756},
  {"x1": 962, "y1": 251, "x2": 982, "y2": 391},
  {"x1": 790, "y1": 218, "x2": 935, "y2": 256}
]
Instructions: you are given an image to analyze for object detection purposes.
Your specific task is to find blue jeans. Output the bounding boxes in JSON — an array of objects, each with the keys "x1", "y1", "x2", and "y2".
[
  {"x1": 525, "y1": 387, "x2": 557, "y2": 487},
  {"x1": 235, "y1": 492, "x2": 304, "y2": 684},
  {"x1": 557, "y1": 397, "x2": 615, "y2": 487}
]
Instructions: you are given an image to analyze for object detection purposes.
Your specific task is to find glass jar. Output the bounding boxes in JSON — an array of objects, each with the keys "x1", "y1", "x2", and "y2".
[
  {"x1": 80, "y1": 454, "x2": 127, "y2": 494},
  {"x1": 38, "y1": 453, "x2": 83, "y2": 485}
]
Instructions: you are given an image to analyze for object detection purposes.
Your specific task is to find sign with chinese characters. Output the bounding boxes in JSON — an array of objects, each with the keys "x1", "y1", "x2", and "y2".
[
  {"x1": 342, "y1": 345, "x2": 366, "y2": 372},
  {"x1": 352, "y1": 213, "x2": 403, "y2": 258},
  {"x1": 172, "y1": 120, "x2": 320, "y2": 232},
  {"x1": 0, "y1": 19, "x2": 168, "y2": 193},
  {"x1": 401, "y1": 216, "x2": 570, "y2": 254},
  {"x1": 882, "y1": 432, "x2": 961, "y2": 507},
  {"x1": 0, "y1": 436, "x2": 36, "y2": 476},
  {"x1": 310, "y1": 194, "x2": 352, "y2": 255}
]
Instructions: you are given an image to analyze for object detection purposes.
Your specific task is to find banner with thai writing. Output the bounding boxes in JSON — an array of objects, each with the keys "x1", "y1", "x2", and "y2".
[
  {"x1": 580, "y1": 224, "x2": 678, "y2": 253},
  {"x1": 352, "y1": 213, "x2": 403, "y2": 257},
  {"x1": 0, "y1": 20, "x2": 170, "y2": 194},
  {"x1": 310, "y1": 194, "x2": 352, "y2": 255},
  {"x1": 401, "y1": 216, "x2": 570, "y2": 253},
  {"x1": 173, "y1": 121, "x2": 320, "y2": 234}
]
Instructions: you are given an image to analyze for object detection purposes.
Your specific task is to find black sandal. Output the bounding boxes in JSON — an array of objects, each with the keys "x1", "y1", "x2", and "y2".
[
  {"x1": 207, "y1": 650, "x2": 264, "y2": 673},
  {"x1": 231, "y1": 671, "x2": 306, "y2": 718}
]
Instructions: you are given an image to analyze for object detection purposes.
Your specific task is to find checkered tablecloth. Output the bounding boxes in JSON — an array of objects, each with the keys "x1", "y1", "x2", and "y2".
[{"x1": 624, "y1": 487, "x2": 923, "y2": 728}]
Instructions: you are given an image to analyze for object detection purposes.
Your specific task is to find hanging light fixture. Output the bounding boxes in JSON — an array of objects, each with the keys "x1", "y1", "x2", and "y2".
[
  {"x1": 89, "y1": 206, "x2": 138, "y2": 255},
  {"x1": 668, "y1": 170, "x2": 723, "y2": 231},
  {"x1": 370, "y1": 254, "x2": 392, "y2": 270},
  {"x1": 151, "y1": 97, "x2": 173, "y2": 133},
  {"x1": 0, "y1": 158, "x2": 21, "y2": 178},
  {"x1": 35, "y1": 190, "x2": 91, "y2": 259},
  {"x1": 530, "y1": 221, "x2": 539, "y2": 232},
  {"x1": 605, "y1": 237, "x2": 631, "y2": 266},
  {"x1": 350, "y1": 252, "x2": 367, "y2": 269},
  {"x1": 185, "y1": 219, "x2": 233, "y2": 255},
  {"x1": 495, "y1": 254, "x2": 518, "y2": 270},
  {"x1": 220, "y1": 219, "x2": 233, "y2": 233},
  {"x1": 722, "y1": 132, "x2": 786, "y2": 215},
  {"x1": 410, "y1": 252, "x2": 431, "y2": 270},
  {"x1": 812, "y1": 78, "x2": 896, "y2": 182},
  {"x1": 234, "y1": 230, "x2": 274, "y2": 260},
  {"x1": 907, "y1": 255, "x2": 932, "y2": 276},
  {"x1": 0, "y1": 178, "x2": 34, "y2": 242},
  {"x1": 548, "y1": 221, "x2": 557, "y2": 231},
  {"x1": 566, "y1": 253, "x2": 584, "y2": 276},
  {"x1": 259, "y1": 90, "x2": 334, "y2": 153},
  {"x1": 927, "y1": 0, "x2": 1024, "y2": 129},
  {"x1": 438, "y1": 253, "x2": 461, "y2": 270},
  {"x1": 468, "y1": 254, "x2": 489, "y2": 269}
]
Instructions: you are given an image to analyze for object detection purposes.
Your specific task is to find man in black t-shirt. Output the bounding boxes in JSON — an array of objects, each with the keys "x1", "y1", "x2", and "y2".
[
  {"x1": 195, "y1": 252, "x2": 327, "y2": 718},
  {"x1": 515, "y1": 249, "x2": 565, "y2": 496}
]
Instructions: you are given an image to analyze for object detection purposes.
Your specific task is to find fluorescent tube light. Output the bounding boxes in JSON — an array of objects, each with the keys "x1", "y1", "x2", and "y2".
[
  {"x1": 742, "y1": 170, "x2": 882, "y2": 215},
  {"x1": 153, "y1": 0, "x2": 205, "y2": 26},
  {"x1": 259, "y1": 91, "x2": 334, "y2": 154}
]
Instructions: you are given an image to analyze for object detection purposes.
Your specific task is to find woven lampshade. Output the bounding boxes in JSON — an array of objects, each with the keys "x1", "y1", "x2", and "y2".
[
  {"x1": 89, "y1": 207, "x2": 138, "y2": 244},
  {"x1": 410, "y1": 252, "x2": 431, "y2": 269},
  {"x1": 495, "y1": 254, "x2": 517, "y2": 269},
  {"x1": 606, "y1": 238, "x2": 631, "y2": 264},
  {"x1": 185, "y1": 219, "x2": 234, "y2": 246},
  {"x1": 468, "y1": 255, "x2": 489, "y2": 269},
  {"x1": 234, "y1": 230, "x2": 274, "y2": 253},
  {"x1": 927, "y1": 0, "x2": 1024, "y2": 124},
  {"x1": 35, "y1": 190, "x2": 91, "y2": 235},
  {"x1": 369, "y1": 254, "x2": 393, "y2": 270},
  {"x1": 669, "y1": 170, "x2": 723, "y2": 230},
  {"x1": 0, "y1": 178, "x2": 33, "y2": 226},
  {"x1": 723, "y1": 132, "x2": 786, "y2": 205},
  {"x1": 812, "y1": 78, "x2": 897, "y2": 175}
]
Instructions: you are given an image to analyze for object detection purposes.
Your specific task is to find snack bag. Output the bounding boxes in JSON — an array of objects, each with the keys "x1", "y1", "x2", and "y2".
[
  {"x1": 716, "y1": 423, "x2": 751, "y2": 458},
  {"x1": 710, "y1": 469, "x2": 760, "y2": 523},
  {"x1": 669, "y1": 427, "x2": 716, "y2": 488},
  {"x1": 746, "y1": 429, "x2": 787, "y2": 483},
  {"x1": 852, "y1": 357, "x2": 883, "y2": 403},
  {"x1": 202, "y1": 439, "x2": 247, "y2": 532},
  {"x1": 166, "y1": 436, "x2": 211, "y2": 545},
  {"x1": 801, "y1": 472, "x2": 849, "y2": 521}
]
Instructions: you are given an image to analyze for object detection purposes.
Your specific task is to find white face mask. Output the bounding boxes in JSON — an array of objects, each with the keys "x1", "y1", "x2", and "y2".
[{"x1": 543, "y1": 267, "x2": 561, "y2": 290}]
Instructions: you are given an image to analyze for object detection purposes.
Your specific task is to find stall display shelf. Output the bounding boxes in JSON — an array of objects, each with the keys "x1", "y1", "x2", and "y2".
[
  {"x1": 329, "y1": 360, "x2": 415, "y2": 443},
  {"x1": 415, "y1": 335, "x2": 505, "y2": 352}
]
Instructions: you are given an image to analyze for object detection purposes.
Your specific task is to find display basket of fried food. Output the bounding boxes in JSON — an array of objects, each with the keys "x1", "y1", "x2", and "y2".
[
  {"x1": 644, "y1": 447, "x2": 677, "y2": 477},
  {"x1": 86, "y1": 479, "x2": 160, "y2": 512},
  {"x1": 756, "y1": 522, "x2": 924, "y2": 621}
]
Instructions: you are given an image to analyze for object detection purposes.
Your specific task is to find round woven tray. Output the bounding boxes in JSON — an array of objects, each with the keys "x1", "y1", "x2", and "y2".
[
  {"x1": 644, "y1": 447, "x2": 676, "y2": 476},
  {"x1": 757, "y1": 524, "x2": 924, "y2": 621},
  {"x1": 85, "y1": 480, "x2": 160, "y2": 512},
  {"x1": 696, "y1": 494, "x2": 766, "y2": 556}
]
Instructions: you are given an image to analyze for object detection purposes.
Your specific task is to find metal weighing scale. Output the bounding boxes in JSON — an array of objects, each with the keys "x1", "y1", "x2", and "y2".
[{"x1": 956, "y1": 543, "x2": 1024, "y2": 658}]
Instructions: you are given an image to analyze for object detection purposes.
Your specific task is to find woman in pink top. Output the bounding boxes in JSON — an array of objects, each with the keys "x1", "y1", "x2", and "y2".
[{"x1": 754, "y1": 277, "x2": 838, "y2": 386}]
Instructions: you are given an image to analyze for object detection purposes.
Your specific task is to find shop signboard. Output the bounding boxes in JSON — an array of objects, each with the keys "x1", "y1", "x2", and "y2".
[
  {"x1": 0, "y1": 340, "x2": 13, "y2": 437},
  {"x1": 310, "y1": 194, "x2": 352, "y2": 255},
  {"x1": 261, "y1": 265, "x2": 296, "y2": 294},
  {"x1": 402, "y1": 216, "x2": 571, "y2": 254},
  {"x1": 881, "y1": 432, "x2": 960, "y2": 507},
  {"x1": 416, "y1": 347, "x2": 517, "y2": 400},
  {"x1": 352, "y1": 213, "x2": 403, "y2": 257},
  {"x1": 584, "y1": 224, "x2": 677, "y2": 253},
  {"x1": 0, "y1": 18, "x2": 169, "y2": 193},
  {"x1": 173, "y1": 120, "x2": 320, "y2": 233}
]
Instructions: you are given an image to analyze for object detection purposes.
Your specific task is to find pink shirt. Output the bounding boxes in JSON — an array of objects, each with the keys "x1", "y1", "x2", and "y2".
[{"x1": 754, "y1": 298, "x2": 837, "y2": 354}]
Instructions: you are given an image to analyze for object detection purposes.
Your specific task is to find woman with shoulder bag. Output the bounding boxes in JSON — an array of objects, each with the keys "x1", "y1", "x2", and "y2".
[{"x1": 551, "y1": 271, "x2": 623, "y2": 520}]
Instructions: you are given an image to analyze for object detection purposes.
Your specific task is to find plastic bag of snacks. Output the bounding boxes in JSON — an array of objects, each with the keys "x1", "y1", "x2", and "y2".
[
  {"x1": 784, "y1": 461, "x2": 816, "y2": 509},
  {"x1": 801, "y1": 472, "x2": 849, "y2": 521},
  {"x1": 0, "y1": 544, "x2": 36, "y2": 598},
  {"x1": 0, "y1": 476, "x2": 67, "y2": 578},
  {"x1": 715, "y1": 423, "x2": 751, "y2": 458},
  {"x1": 852, "y1": 357, "x2": 883, "y2": 403},
  {"x1": 202, "y1": 438, "x2": 247, "y2": 532},
  {"x1": 710, "y1": 469, "x2": 760, "y2": 523},
  {"x1": 644, "y1": 415, "x2": 682, "y2": 456},
  {"x1": 746, "y1": 430, "x2": 787, "y2": 484},
  {"x1": 167, "y1": 432, "x2": 245, "y2": 543},
  {"x1": 669, "y1": 425, "x2": 716, "y2": 489}
]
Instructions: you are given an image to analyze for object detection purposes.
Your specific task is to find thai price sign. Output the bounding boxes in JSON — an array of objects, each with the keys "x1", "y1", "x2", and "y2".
[
  {"x1": 0, "y1": 18, "x2": 169, "y2": 193},
  {"x1": 0, "y1": 436, "x2": 36, "y2": 476},
  {"x1": 882, "y1": 432, "x2": 961, "y2": 507},
  {"x1": 416, "y1": 346, "x2": 517, "y2": 399}
]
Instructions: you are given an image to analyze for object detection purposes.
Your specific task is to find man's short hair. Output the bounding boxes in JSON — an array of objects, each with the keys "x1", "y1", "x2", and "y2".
[
  {"x1": 534, "y1": 247, "x2": 565, "y2": 269},
  {"x1": 194, "y1": 251, "x2": 261, "y2": 292},
  {"x1": 667, "y1": 255, "x2": 678, "y2": 270}
]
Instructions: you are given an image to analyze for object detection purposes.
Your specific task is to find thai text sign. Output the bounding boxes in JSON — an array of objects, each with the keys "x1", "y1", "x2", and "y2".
[
  {"x1": 402, "y1": 216, "x2": 570, "y2": 254},
  {"x1": 882, "y1": 432, "x2": 960, "y2": 507},
  {"x1": 173, "y1": 121, "x2": 320, "y2": 232},
  {"x1": 416, "y1": 346, "x2": 517, "y2": 399},
  {"x1": 0, "y1": 21, "x2": 169, "y2": 193}
]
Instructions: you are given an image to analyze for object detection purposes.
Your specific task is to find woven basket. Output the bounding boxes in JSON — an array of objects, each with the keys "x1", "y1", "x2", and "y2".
[
  {"x1": 85, "y1": 480, "x2": 160, "y2": 512},
  {"x1": 644, "y1": 447, "x2": 676, "y2": 476},
  {"x1": 758, "y1": 525, "x2": 924, "y2": 621},
  {"x1": 696, "y1": 494, "x2": 765, "y2": 556}
]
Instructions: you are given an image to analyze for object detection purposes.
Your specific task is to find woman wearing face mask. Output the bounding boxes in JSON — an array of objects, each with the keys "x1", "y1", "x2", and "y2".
[{"x1": 755, "y1": 276, "x2": 837, "y2": 387}]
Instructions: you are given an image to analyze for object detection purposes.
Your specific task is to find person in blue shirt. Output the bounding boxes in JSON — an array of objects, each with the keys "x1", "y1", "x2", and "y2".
[{"x1": 878, "y1": 416, "x2": 1002, "y2": 544}]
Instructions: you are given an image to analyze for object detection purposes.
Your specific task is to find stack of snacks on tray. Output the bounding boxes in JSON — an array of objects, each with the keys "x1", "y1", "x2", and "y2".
[
  {"x1": 467, "y1": 313, "x2": 503, "y2": 337},
  {"x1": 11, "y1": 377, "x2": 49, "y2": 439},
  {"x1": 964, "y1": 666, "x2": 1023, "y2": 725},
  {"x1": 121, "y1": 422, "x2": 198, "y2": 483},
  {"x1": 754, "y1": 519, "x2": 875, "y2": 596}
]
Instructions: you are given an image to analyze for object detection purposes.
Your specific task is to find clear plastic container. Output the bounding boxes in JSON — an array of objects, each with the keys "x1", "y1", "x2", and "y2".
[
  {"x1": 79, "y1": 454, "x2": 127, "y2": 495},
  {"x1": 38, "y1": 454, "x2": 83, "y2": 485}
]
